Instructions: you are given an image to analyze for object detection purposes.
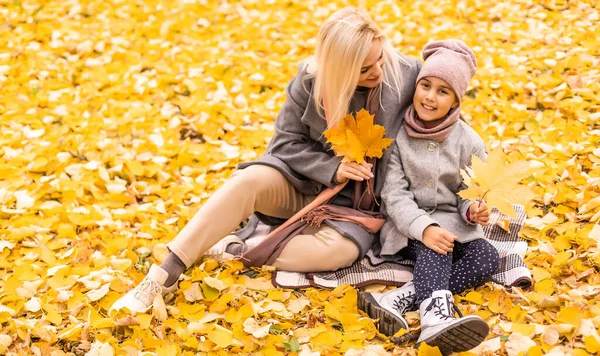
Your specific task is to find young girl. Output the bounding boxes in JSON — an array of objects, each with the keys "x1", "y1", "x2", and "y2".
[
  {"x1": 359, "y1": 40, "x2": 500, "y2": 354},
  {"x1": 111, "y1": 8, "x2": 421, "y2": 314}
]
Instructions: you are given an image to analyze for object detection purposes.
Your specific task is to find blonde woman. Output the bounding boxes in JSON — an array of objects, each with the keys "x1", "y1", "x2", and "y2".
[{"x1": 112, "y1": 7, "x2": 421, "y2": 313}]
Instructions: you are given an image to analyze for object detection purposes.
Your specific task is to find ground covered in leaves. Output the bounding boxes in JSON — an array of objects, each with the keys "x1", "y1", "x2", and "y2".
[{"x1": 0, "y1": 0, "x2": 599, "y2": 355}]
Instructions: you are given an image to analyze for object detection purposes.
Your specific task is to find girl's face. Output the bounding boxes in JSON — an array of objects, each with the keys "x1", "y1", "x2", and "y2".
[
  {"x1": 357, "y1": 39, "x2": 384, "y2": 88},
  {"x1": 413, "y1": 77, "x2": 459, "y2": 127}
]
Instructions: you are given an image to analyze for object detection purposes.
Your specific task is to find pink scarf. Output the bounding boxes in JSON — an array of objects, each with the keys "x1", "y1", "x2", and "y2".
[{"x1": 403, "y1": 104, "x2": 460, "y2": 143}]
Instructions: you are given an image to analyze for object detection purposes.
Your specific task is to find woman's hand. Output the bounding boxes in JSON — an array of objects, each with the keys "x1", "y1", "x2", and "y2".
[
  {"x1": 469, "y1": 201, "x2": 490, "y2": 226},
  {"x1": 422, "y1": 225, "x2": 458, "y2": 255},
  {"x1": 335, "y1": 161, "x2": 374, "y2": 184}
]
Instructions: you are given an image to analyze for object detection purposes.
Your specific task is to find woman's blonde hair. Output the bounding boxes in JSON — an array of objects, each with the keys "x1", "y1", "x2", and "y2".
[{"x1": 311, "y1": 7, "x2": 404, "y2": 128}]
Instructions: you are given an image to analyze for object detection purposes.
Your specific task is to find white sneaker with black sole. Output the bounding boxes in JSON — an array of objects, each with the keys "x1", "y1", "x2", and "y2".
[
  {"x1": 417, "y1": 290, "x2": 489, "y2": 355},
  {"x1": 358, "y1": 281, "x2": 417, "y2": 335}
]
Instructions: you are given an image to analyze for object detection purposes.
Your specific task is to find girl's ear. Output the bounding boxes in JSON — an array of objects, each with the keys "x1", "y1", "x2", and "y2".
[{"x1": 451, "y1": 99, "x2": 459, "y2": 108}]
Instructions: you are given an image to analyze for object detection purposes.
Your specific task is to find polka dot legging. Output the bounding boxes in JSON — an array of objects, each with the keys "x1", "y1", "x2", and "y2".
[{"x1": 403, "y1": 238, "x2": 500, "y2": 305}]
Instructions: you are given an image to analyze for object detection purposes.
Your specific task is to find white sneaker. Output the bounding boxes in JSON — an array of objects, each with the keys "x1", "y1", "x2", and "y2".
[
  {"x1": 204, "y1": 235, "x2": 244, "y2": 261},
  {"x1": 110, "y1": 264, "x2": 178, "y2": 314},
  {"x1": 417, "y1": 290, "x2": 489, "y2": 355},
  {"x1": 358, "y1": 281, "x2": 416, "y2": 335}
]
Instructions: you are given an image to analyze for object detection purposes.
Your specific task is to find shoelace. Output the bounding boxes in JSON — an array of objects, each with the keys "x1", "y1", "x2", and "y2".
[
  {"x1": 392, "y1": 290, "x2": 416, "y2": 314},
  {"x1": 447, "y1": 293, "x2": 464, "y2": 317},
  {"x1": 232, "y1": 252, "x2": 250, "y2": 263},
  {"x1": 133, "y1": 277, "x2": 163, "y2": 306},
  {"x1": 423, "y1": 296, "x2": 454, "y2": 321},
  {"x1": 453, "y1": 304, "x2": 463, "y2": 317}
]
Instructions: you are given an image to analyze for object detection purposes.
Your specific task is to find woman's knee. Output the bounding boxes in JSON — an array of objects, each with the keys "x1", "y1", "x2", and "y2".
[
  {"x1": 230, "y1": 165, "x2": 285, "y2": 190},
  {"x1": 330, "y1": 236, "x2": 360, "y2": 268},
  {"x1": 314, "y1": 229, "x2": 360, "y2": 270},
  {"x1": 274, "y1": 227, "x2": 359, "y2": 272}
]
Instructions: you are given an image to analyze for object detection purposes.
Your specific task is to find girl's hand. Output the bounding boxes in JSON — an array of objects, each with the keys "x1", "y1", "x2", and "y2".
[
  {"x1": 422, "y1": 225, "x2": 458, "y2": 255},
  {"x1": 335, "y1": 161, "x2": 374, "y2": 184},
  {"x1": 470, "y1": 202, "x2": 490, "y2": 226}
]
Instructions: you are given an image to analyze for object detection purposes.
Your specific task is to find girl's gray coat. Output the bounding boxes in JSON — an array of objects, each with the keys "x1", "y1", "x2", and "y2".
[
  {"x1": 236, "y1": 54, "x2": 422, "y2": 257},
  {"x1": 378, "y1": 120, "x2": 487, "y2": 257}
]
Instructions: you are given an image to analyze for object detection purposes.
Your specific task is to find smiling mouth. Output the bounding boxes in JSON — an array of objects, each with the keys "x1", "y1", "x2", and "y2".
[{"x1": 422, "y1": 103, "x2": 436, "y2": 111}]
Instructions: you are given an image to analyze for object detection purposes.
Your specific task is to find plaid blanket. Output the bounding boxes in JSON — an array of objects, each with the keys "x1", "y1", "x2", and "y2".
[{"x1": 266, "y1": 205, "x2": 531, "y2": 290}]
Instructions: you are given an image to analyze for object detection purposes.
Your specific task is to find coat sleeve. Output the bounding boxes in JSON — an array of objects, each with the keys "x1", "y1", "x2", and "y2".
[
  {"x1": 267, "y1": 68, "x2": 342, "y2": 187},
  {"x1": 458, "y1": 133, "x2": 488, "y2": 224},
  {"x1": 382, "y1": 142, "x2": 438, "y2": 241}
]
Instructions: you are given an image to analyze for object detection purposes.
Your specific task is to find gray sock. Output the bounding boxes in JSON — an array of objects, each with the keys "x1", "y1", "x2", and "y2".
[
  {"x1": 225, "y1": 242, "x2": 248, "y2": 256},
  {"x1": 160, "y1": 252, "x2": 186, "y2": 287}
]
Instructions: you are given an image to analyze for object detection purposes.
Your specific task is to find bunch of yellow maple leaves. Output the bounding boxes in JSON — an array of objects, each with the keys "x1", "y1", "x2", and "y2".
[
  {"x1": 0, "y1": 0, "x2": 599, "y2": 355},
  {"x1": 324, "y1": 109, "x2": 393, "y2": 164}
]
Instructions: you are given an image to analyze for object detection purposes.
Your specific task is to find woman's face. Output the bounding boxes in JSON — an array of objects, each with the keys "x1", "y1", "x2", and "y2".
[
  {"x1": 413, "y1": 77, "x2": 459, "y2": 127},
  {"x1": 357, "y1": 39, "x2": 384, "y2": 88}
]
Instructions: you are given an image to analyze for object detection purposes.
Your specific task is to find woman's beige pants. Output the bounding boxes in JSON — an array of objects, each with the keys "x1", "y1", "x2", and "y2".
[{"x1": 167, "y1": 165, "x2": 359, "y2": 272}]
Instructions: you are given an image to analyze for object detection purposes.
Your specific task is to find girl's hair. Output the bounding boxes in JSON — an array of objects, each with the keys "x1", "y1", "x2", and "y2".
[{"x1": 310, "y1": 7, "x2": 405, "y2": 128}]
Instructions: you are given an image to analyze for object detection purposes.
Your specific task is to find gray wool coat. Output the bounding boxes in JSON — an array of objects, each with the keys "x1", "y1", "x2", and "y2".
[
  {"x1": 378, "y1": 120, "x2": 487, "y2": 258},
  {"x1": 236, "y1": 54, "x2": 422, "y2": 258}
]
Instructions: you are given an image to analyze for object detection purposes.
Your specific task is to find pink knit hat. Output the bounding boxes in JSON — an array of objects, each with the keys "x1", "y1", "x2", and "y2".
[{"x1": 416, "y1": 39, "x2": 477, "y2": 102}]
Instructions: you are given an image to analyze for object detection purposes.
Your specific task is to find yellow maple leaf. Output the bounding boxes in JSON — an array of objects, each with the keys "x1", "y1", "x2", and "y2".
[
  {"x1": 324, "y1": 109, "x2": 393, "y2": 164},
  {"x1": 459, "y1": 149, "x2": 535, "y2": 218},
  {"x1": 486, "y1": 289, "x2": 513, "y2": 314},
  {"x1": 585, "y1": 335, "x2": 600, "y2": 353},
  {"x1": 207, "y1": 324, "x2": 234, "y2": 348},
  {"x1": 418, "y1": 342, "x2": 443, "y2": 356}
]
